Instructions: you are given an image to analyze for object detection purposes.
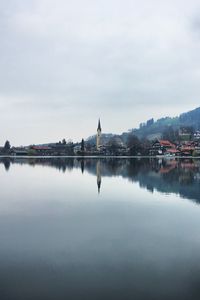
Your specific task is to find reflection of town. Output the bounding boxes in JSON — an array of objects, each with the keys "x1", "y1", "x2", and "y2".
[{"x1": 1, "y1": 157, "x2": 200, "y2": 202}]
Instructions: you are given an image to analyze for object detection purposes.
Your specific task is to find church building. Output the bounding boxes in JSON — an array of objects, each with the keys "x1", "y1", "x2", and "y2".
[{"x1": 96, "y1": 119, "x2": 102, "y2": 150}]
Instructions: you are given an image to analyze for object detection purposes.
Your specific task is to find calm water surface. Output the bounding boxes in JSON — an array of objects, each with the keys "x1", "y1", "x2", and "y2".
[{"x1": 1, "y1": 157, "x2": 200, "y2": 300}]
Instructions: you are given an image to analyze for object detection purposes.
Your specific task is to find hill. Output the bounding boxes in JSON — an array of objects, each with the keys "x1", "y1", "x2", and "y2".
[{"x1": 122, "y1": 107, "x2": 200, "y2": 141}]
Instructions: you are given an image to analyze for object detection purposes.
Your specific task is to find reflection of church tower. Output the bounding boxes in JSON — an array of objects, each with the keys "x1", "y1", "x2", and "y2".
[
  {"x1": 96, "y1": 160, "x2": 102, "y2": 194},
  {"x1": 96, "y1": 119, "x2": 102, "y2": 151}
]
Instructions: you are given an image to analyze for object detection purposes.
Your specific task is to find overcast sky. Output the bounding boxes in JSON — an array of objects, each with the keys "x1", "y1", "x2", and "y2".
[{"x1": 0, "y1": 0, "x2": 200, "y2": 145}]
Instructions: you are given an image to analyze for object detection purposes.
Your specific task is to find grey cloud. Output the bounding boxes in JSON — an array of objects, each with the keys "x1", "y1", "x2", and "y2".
[{"x1": 0, "y1": 0, "x2": 200, "y2": 144}]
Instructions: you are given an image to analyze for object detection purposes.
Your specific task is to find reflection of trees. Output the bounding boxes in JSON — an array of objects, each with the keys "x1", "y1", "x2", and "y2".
[
  {"x1": 1, "y1": 158, "x2": 11, "y2": 171},
  {"x1": 126, "y1": 159, "x2": 151, "y2": 179},
  {"x1": 1, "y1": 157, "x2": 200, "y2": 203},
  {"x1": 0, "y1": 157, "x2": 75, "y2": 173}
]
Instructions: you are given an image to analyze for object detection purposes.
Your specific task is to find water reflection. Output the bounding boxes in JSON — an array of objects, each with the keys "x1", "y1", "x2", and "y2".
[
  {"x1": 1, "y1": 157, "x2": 200, "y2": 203},
  {"x1": 96, "y1": 160, "x2": 102, "y2": 194},
  {"x1": 1, "y1": 157, "x2": 200, "y2": 300},
  {"x1": 2, "y1": 158, "x2": 11, "y2": 171}
]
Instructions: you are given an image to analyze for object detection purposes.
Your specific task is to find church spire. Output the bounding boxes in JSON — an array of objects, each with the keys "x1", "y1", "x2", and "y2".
[{"x1": 97, "y1": 118, "x2": 101, "y2": 132}]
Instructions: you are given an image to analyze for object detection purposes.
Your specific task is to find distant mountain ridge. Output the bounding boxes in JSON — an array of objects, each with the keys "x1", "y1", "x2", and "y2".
[{"x1": 121, "y1": 106, "x2": 200, "y2": 142}]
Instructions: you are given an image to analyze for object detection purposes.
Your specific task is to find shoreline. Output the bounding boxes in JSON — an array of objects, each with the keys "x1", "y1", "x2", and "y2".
[{"x1": 0, "y1": 155, "x2": 200, "y2": 159}]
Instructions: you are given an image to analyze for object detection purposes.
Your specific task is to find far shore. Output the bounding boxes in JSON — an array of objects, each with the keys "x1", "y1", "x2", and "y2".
[{"x1": 1, "y1": 155, "x2": 200, "y2": 159}]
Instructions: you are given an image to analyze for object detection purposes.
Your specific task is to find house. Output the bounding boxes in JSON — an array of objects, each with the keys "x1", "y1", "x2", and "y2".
[
  {"x1": 165, "y1": 148, "x2": 180, "y2": 156},
  {"x1": 180, "y1": 146, "x2": 195, "y2": 156},
  {"x1": 179, "y1": 127, "x2": 192, "y2": 141},
  {"x1": 12, "y1": 147, "x2": 28, "y2": 156},
  {"x1": 194, "y1": 131, "x2": 200, "y2": 140},
  {"x1": 149, "y1": 140, "x2": 176, "y2": 156},
  {"x1": 31, "y1": 146, "x2": 52, "y2": 155},
  {"x1": 179, "y1": 141, "x2": 196, "y2": 156}
]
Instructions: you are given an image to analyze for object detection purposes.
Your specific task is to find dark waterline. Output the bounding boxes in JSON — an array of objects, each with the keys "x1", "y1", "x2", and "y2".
[{"x1": 0, "y1": 157, "x2": 200, "y2": 300}]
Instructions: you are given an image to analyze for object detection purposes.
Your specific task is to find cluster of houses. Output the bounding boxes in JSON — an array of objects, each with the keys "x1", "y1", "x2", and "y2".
[
  {"x1": 8, "y1": 140, "x2": 200, "y2": 158},
  {"x1": 2, "y1": 142, "x2": 74, "y2": 157},
  {"x1": 150, "y1": 139, "x2": 200, "y2": 157},
  {"x1": 149, "y1": 128, "x2": 200, "y2": 157}
]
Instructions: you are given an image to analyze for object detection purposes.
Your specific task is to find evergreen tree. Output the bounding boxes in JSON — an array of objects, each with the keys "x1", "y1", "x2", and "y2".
[
  {"x1": 62, "y1": 139, "x2": 67, "y2": 145},
  {"x1": 127, "y1": 135, "x2": 142, "y2": 155},
  {"x1": 3, "y1": 141, "x2": 11, "y2": 153}
]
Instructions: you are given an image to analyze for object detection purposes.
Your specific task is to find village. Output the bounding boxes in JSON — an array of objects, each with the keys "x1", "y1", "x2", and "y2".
[{"x1": 1, "y1": 120, "x2": 200, "y2": 157}]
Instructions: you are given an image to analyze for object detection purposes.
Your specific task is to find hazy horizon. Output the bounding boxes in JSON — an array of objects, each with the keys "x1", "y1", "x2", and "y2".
[{"x1": 1, "y1": 0, "x2": 200, "y2": 145}]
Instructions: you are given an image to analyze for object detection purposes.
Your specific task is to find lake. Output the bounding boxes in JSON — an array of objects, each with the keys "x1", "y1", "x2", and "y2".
[{"x1": 0, "y1": 157, "x2": 200, "y2": 300}]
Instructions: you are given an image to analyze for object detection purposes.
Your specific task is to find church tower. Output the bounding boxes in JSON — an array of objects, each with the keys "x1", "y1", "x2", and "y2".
[{"x1": 96, "y1": 119, "x2": 102, "y2": 150}]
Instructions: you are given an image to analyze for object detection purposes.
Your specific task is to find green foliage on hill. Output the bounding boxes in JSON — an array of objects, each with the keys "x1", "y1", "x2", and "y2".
[
  {"x1": 179, "y1": 107, "x2": 200, "y2": 129},
  {"x1": 127, "y1": 107, "x2": 200, "y2": 141},
  {"x1": 131, "y1": 117, "x2": 179, "y2": 140}
]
